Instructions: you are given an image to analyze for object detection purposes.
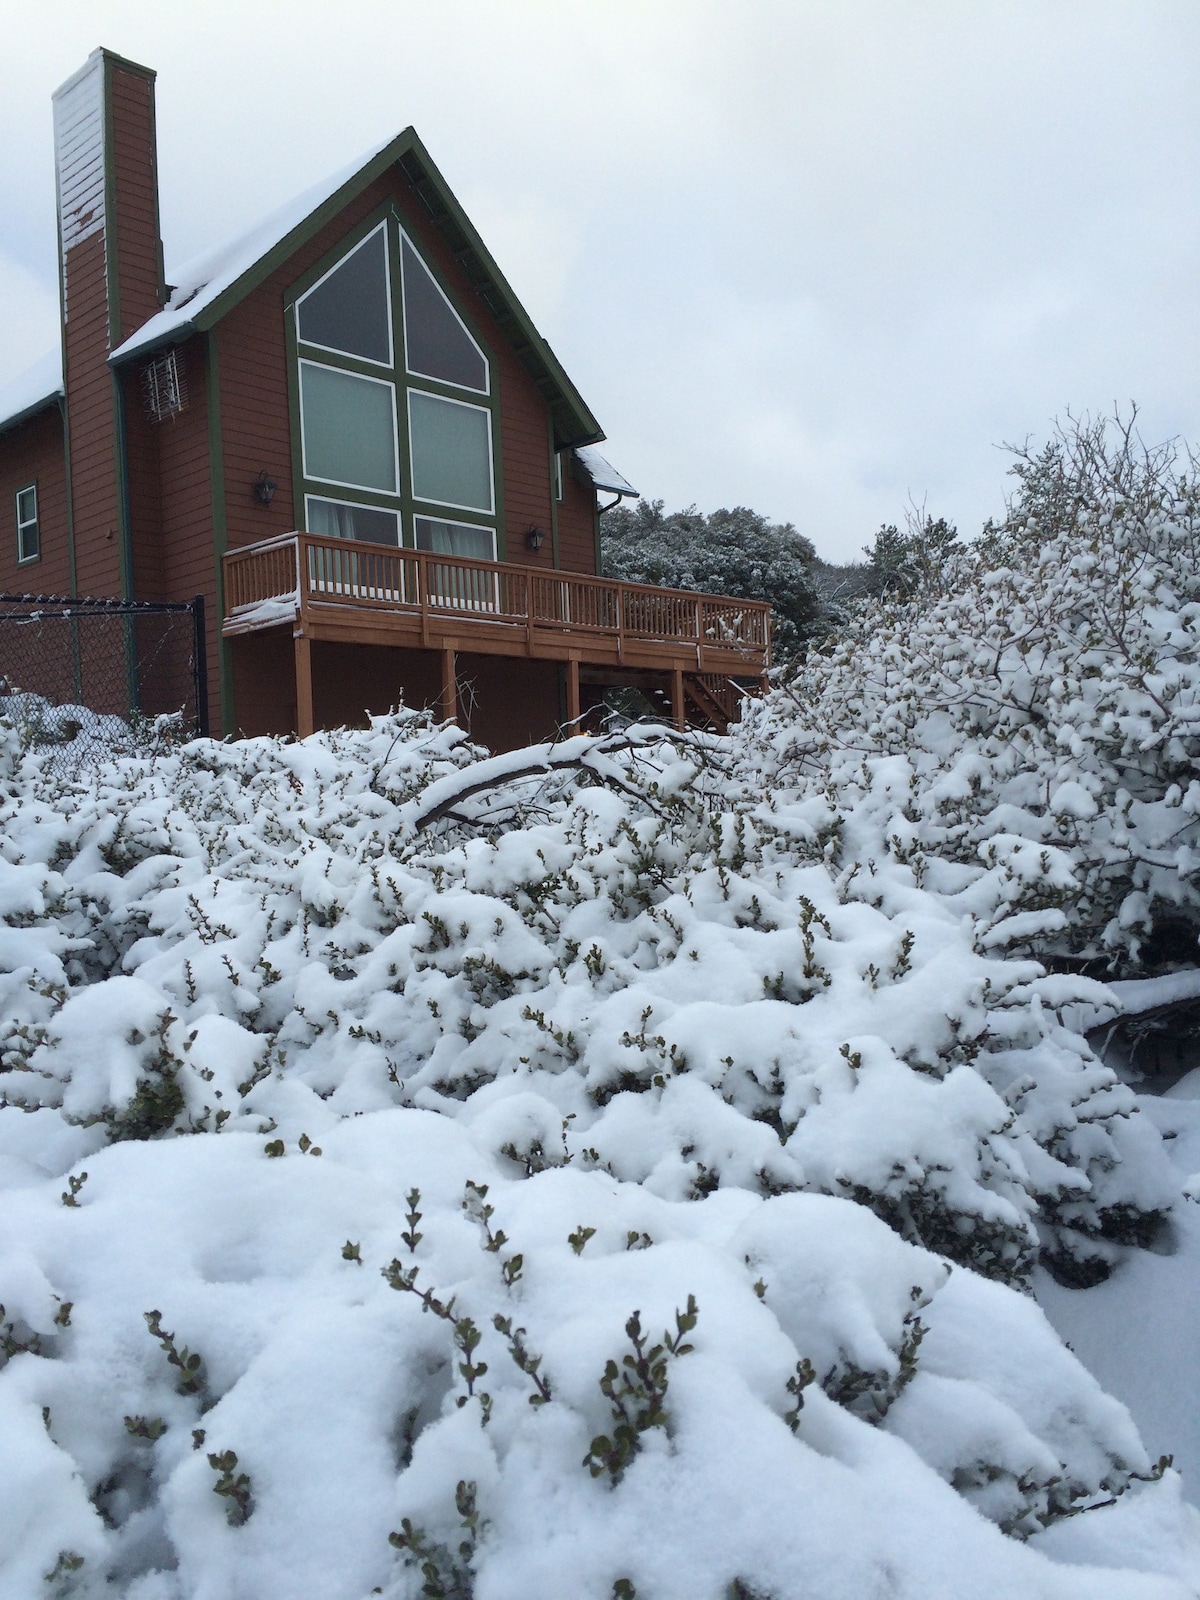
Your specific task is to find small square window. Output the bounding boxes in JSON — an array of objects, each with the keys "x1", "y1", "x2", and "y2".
[{"x1": 16, "y1": 484, "x2": 38, "y2": 563}]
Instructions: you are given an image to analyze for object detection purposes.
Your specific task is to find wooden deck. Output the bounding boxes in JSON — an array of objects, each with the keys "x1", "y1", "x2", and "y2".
[{"x1": 222, "y1": 531, "x2": 771, "y2": 735}]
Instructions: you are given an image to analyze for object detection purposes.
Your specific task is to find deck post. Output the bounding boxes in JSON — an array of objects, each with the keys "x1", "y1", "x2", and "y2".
[
  {"x1": 440, "y1": 646, "x2": 457, "y2": 725},
  {"x1": 671, "y1": 665, "x2": 686, "y2": 732},
  {"x1": 565, "y1": 656, "x2": 580, "y2": 730},
  {"x1": 294, "y1": 630, "x2": 315, "y2": 739}
]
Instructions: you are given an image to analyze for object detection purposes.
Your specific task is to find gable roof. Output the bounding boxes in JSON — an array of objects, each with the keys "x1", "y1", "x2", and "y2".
[
  {"x1": 110, "y1": 128, "x2": 603, "y2": 449},
  {"x1": 0, "y1": 348, "x2": 64, "y2": 436}
]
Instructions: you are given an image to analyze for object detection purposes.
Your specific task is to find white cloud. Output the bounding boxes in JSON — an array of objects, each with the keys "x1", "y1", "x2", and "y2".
[
  {"x1": 0, "y1": 249, "x2": 59, "y2": 380},
  {"x1": 1, "y1": 0, "x2": 1197, "y2": 559}
]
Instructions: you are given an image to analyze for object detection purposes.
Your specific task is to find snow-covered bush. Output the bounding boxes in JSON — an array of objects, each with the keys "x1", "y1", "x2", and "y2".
[
  {"x1": 1, "y1": 691, "x2": 1196, "y2": 1596},
  {"x1": 758, "y1": 414, "x2": 1200, "y2": 976}
]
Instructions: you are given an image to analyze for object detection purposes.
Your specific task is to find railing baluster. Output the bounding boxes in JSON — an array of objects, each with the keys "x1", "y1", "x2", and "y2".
[{"x1": 223, "y1": 532, "x2": 769, "y2": 666}]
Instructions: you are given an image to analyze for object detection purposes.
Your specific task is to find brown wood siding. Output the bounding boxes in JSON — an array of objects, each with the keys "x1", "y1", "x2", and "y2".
[
  {"x1": 230, "y1": 628, "x2": 295, "y2": 737},
  {"x1": 108, "y1": 63, "x2": 162, "y2": 341},
  {"x1": 215, "y1": 297, "x2": 295, "y2": 550},
  {"x1": 0, "y1": 408, "x2": 70, "y2": 594},
  {"x1": 62, "y1": 227, "x2": 122, "y2": 598},
  {"x1": 122, "y1": 362, "x2": 164, "y2": 601},
  {"x1": 311, "y1": 641, "x2": 442, "y2": 731},
  {"x1": 558, "y1": 463, "x2": 598, "y2": 573},
  {"x1": 152, "y1": 339, "x2": 223, "y2": 734},
  {"x1": 456, "y1": 653, "x2": 561, "y2": 749}
]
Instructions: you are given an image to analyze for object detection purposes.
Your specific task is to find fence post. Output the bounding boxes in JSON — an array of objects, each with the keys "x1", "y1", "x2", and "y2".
[{"x1": 192, "y1": 595, "x2": 210, "y2": 737}]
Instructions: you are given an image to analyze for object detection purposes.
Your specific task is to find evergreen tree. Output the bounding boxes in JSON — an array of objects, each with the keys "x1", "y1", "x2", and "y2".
[{"x1": 600, "y1": 500, "x2": 822, "y2": 659}]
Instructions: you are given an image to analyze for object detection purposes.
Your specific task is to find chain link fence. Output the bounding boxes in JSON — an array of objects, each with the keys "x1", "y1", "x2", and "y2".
[{"x1": 0, "y1": 593, "x2": 209, "y2": 778}]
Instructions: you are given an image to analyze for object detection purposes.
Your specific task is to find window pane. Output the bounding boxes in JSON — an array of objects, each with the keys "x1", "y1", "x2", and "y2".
[
  {"x1": 414, "y1": 517, "x2": 496, "y2": 561},
  {"x1": 408, "y1": 391, "x2": 492, "y2": 511},
  {"x1": 402, "y1": 238, "x2": 487, "y2": 392},
  {"x1": 16, "y1": 485, "x2": 38, "y2": 561},
  {"x1": 296, "y1": 227, "x2": 391, "y2": 364},
  {"x1": 307, "y1": 497, "x2": 399, "y2": 546},
  {"x1": 301, "y1": 363, "x2": 397, "y2": 492}
]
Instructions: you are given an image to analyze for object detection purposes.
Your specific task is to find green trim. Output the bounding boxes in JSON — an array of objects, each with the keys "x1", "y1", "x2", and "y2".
[
  {"x1": 0, "y1": 393, "x2": 64, "y2": 438},
  {"x1": 284, "y1": 314, "x2": 306, "y2": 530},
  {"x1": 101, "y1": 56, "x2": 121, "y2": 351},
  {"x1": 112, "y1": 128, "x2": 603, "y2": 448},
  {"x1": 50, "y1": 57, "x2": 78, "y2": 600},
  {"x1": 284, "y1": 204, "x2": 392, "y2": 310},
  {"x1": 295, "y1": 344, "x2": 397, "y2": 384},
  {"x1": 60, "y1": 397, "x2": 77, "y2": 600},
  {"x1": 103, "y1": 55, "x2": 137, "y2": 734},
  {"x1": 111, "y1": 370, "x2": 138, "y2": 713},
  {"x1": 489, "y1": 364, "x2": 506, "y2": 557},
  {"x1": 205, "y1": 331, "x2": 234, "y2": 735},
  {"x1": 52, "y1": 129, "x2": 76, "y2": 596},
  {"x1": 547, "y1": 416, "x2": 560, "y2": 570},
  {"x1": 145, "y1": 59, "x2": 166, "y2": 306},
  {"x1": 95, "y1": 47, "x2": 156, "y2": 81}
]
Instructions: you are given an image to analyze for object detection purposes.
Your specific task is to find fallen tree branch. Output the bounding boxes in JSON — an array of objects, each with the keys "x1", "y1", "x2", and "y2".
[{"x1": 401, "y1": 725, "x2": 696, "y2": 834}]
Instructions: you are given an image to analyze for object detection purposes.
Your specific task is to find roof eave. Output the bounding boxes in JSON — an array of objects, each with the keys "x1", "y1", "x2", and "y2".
[{"x1": 0, "y1": 391, "x2": 65, "y2": 439}]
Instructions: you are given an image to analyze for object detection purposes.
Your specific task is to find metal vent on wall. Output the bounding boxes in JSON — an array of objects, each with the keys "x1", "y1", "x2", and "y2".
[{"x1": 142, "y1": 348, "x2": 188, "y2": 422}]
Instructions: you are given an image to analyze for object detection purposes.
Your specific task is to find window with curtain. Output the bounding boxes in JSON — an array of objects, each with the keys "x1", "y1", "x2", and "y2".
[
  {"x1": 414, "y1": 516, "x2": 496, "y2": 561},
  {"x1": 306, "y1": 496, "x2": 400, "y2": 545}
]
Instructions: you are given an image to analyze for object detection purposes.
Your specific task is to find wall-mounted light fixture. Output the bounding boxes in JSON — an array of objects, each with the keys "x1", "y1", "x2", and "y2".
[
  {"x1": 254, "y1": 471, "x2": 278, "y2": 507},
  {"x1": 526, "y1": 524, "x2": 547, "y2": 553}
]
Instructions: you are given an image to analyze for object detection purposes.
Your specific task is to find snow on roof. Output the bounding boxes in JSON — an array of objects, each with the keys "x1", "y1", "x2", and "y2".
[
  {"x1": 110, "y1": 134, "x2": 397, "y2": 364},
  {"x1": 574, "y1": 445, "x2": 637, "y2": 499},
  {"x1": 0, "y1": 346, "x2": 64, "y2": 434},
  {"x1": 44, "y1": 126, "x2": 601, "y2": 446}
]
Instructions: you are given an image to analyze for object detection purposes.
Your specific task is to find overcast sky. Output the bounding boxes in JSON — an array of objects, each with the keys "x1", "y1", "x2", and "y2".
[{"x1": 1, "y1": 0, "x2": 1197, "y2": 561}]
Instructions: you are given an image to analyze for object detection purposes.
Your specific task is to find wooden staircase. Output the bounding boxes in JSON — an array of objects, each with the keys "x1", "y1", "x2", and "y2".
[{"x1": 683, "y1": 674, "x2": 741, "y2": 734}]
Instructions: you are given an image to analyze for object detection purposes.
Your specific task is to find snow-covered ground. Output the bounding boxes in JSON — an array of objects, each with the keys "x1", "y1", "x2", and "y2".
[
  {"x1": 2, "y1": 704, "x2": 1199, "y2": 1598},
  {"x1": 1038, "y1": 1078, "x2": 1200, "y2": 1510}
]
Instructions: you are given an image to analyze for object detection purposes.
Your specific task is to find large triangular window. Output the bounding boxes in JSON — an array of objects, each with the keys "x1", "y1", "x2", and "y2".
[
  {"x1": 291, "y1": 218, "x2": 497, "y2": 558},
  {"x1": 296, "y1": 223, "x2": 392, "y2": 366},
  {"x1": 401, "y1": 235, "x2": 488, "y2": 394}
]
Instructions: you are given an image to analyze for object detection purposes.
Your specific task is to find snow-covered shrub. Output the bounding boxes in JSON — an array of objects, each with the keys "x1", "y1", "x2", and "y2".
[
  {"x1": 0, "y1": 695, "x2": 1195, "y2": 1595},
  {"x1": 1, "y1": 713, "x2": 1174, "y2": 1286},
  {"x1": 755, "y1": 414, "x2": 1200, "y2": 976}
]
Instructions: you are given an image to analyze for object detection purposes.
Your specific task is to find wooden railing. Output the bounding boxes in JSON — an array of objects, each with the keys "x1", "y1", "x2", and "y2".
[{"x1": 223, "y1": 532, "x2": 771, "y2": 665}]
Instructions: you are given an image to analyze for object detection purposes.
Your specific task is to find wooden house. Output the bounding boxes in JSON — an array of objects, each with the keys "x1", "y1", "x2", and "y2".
[{"x1": 0, "y1": 48, "x2": 770, "y2": 749}]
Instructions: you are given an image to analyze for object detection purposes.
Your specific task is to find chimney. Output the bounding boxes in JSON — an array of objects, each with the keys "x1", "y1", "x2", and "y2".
[{"x1": 53, "y1": 49, "x2": 163, "y2": 598}]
